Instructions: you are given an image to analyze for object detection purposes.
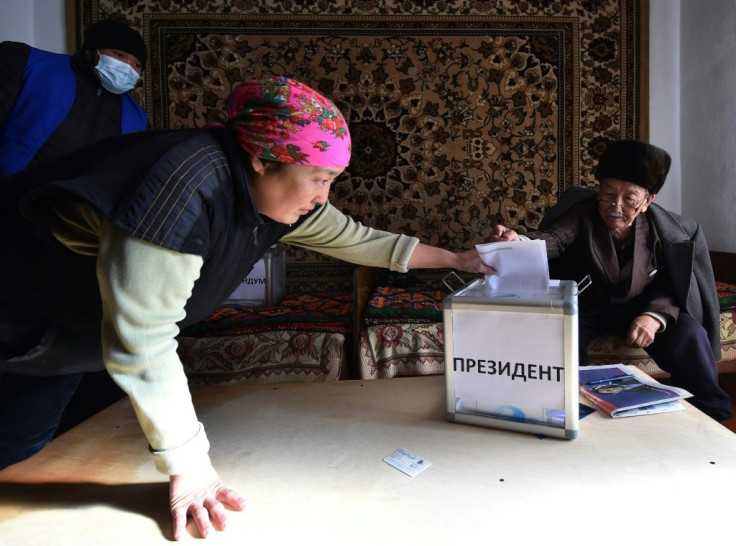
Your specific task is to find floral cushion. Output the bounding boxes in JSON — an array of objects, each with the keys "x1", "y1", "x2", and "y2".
[
  {"x1": 178, "y1": 292, "x2": 353, "y2": 384},
  {"x1": 716, "y1": 282, "x2": 736, "y2": 364},
  {"x1": 359, "y1": 322, "x2": 445, "y2": 379},
  {"x1": 717, "y1": 281, "x2": 736, "y2": 312},
  {"x1": 359, "y1": 286, "x2": 445, "y2": 379},
  {"x1": 362, "y1": 285, "x2": 444, "y2": 324}
]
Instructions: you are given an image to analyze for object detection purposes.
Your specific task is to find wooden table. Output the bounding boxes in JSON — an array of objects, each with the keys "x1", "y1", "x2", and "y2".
[{"x1": 1, "y1": 375, "x2": 735, "y2": 545}]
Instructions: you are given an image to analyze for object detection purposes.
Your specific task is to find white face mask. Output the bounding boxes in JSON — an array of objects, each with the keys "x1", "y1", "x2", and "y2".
[{"x1": 93, "y1": 52, "x2": 140, "y2": 94}]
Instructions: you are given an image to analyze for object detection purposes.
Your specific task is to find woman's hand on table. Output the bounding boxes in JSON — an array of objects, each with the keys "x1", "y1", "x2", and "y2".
[{"x1": 170, "y1": 466, "x2": 246, "y2": 540}]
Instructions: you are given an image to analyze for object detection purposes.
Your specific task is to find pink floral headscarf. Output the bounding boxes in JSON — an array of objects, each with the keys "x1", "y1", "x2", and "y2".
[{"x1": 220, "y1": 76, "x2": 351, "y2": 168}]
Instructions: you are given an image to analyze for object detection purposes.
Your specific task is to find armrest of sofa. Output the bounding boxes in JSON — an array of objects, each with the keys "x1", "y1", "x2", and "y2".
[
  {"x1": 711, "y1": 251, "x2": 736, "y2": 284},
  {"x1": 709, "y1": 251, "x2": 736, "y2": 374}
]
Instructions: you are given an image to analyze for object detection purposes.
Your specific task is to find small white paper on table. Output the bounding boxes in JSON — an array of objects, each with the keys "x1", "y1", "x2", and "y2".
[
  {"x1": 383, "y1": 448, "x2": 431, "y2": 477},
  {"x1": 476, "y1": 239, "x2": 550, "y2": 292}
]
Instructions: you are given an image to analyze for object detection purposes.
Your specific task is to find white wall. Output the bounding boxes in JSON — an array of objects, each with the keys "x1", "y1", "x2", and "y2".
[
  {"x1": 680, "y1": 0, "x2": 736, "y2": 252},
  {"x1": 35, "y1": 0, "x2": 68, "y2": 52},
  {"x1": 1, "y1": 0, "x2": 733, "y2": 251},
  {"x1": 0, "y1": 0, "x2": 34, "y2": 45},
  {"x1": 648, "y1": 0, "x2": 681, "y2": 213},
  {"x1": 0, "y1": 0, "x2": 67, "y2": 52}
]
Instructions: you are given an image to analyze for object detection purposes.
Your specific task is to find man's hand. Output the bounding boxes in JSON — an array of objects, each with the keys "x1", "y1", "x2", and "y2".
[
  {"x1": 626, "y1": 315, "x2": 660, "y2": 348},
  {"x1": 170, "y1": 466, "x2": 246, "y2": 540},
  {"x1": 490, "y1": 224, "x2": 519, "y2": 242}
]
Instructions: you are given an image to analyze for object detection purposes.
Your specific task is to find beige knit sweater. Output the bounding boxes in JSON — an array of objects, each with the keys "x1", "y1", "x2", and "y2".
[{"x1": 51, "y1": 199, "x2": 418, "y2": 474}]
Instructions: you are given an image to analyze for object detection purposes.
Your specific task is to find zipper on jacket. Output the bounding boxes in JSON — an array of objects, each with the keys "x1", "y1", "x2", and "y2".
[{"x1": 252, "y1": 225, "x2": 259, "y2": 247}]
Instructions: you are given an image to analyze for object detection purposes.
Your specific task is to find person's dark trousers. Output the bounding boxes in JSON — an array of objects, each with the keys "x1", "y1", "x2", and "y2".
[
  {"x1": 0, "y1": 371, "x2": 83, "y2": 469},
  {"x1": 578, "y1": 311, "x2": 732, "y2": 422},
  {"x1": 56, "y1": 370, "x2": 125, "y2": 435}
]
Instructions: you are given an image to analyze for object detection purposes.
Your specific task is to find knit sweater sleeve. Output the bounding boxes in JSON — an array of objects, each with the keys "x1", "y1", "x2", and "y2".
[
  {"x1": 279, "y1": 201, "x2": 419, "y2": 272},
  {"x1": 97, "y1": 218, "x2": 211, "y2": 475}
]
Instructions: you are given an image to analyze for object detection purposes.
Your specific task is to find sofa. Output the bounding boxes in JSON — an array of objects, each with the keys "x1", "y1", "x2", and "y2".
[
  {"x1": 356, "y1": 251, "x2": 736, "y2": 380},
  {"x1": 176, "y1": 252, "x2": 736, "y2": 385}
]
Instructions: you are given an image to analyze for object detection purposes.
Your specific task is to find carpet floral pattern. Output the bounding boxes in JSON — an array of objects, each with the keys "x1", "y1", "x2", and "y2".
[{"x1": 75, "y1": 0, "x2": 646, "y2": 286}]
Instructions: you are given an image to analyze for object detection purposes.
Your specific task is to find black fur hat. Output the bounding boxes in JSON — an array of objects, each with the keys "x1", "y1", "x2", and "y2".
[
  {"x1": 82, "y1": 19, "x2": 147, "y2": 69},
  {"x1": 595, "y1": 140, "x2": 671, "y2": 194}
]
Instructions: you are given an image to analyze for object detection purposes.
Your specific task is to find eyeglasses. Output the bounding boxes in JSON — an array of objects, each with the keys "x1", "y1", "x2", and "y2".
[{"x1": 597, "y1": 191, "x2": 649, "y2": 215}]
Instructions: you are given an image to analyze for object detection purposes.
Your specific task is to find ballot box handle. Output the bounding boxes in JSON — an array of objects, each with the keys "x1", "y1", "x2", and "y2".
[
  {"x1": 577, "y1": 274, "x2": 592, "y2": 294},
  {"x1": 442, "y1": 271, "x2": 470, "y2": 293},
  {"x1": 442, "y1": 272, "x2": 592, "y2": 294}
]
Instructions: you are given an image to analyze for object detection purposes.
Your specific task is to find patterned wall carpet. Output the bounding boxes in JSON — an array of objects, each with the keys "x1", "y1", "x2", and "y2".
[{"x1": 75, "y1": 0, "x2": 647, "y2": 290}]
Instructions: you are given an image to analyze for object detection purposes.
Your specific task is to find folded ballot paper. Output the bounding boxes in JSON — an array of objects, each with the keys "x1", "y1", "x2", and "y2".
[{"x1": 476, "y1": 240, "x2": 550, "y2": 292}]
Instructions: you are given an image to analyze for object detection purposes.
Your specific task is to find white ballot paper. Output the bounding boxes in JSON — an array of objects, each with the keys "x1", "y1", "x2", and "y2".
[{"x1": 476, "y1": 239, "x2": 550, "y2": 292}]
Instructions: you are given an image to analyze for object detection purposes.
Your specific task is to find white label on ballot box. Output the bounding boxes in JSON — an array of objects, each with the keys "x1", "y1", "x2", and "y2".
[
  {"x1": 229, "y1": 259, "x2": 267, "y2": 300},
  {"x1": 452, "y1": 308, "x2": 565, "y2": 425}
]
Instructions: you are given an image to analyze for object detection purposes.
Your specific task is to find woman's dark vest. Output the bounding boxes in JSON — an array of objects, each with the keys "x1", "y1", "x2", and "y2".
[{"x1": 0, "y1": 129, "x2": 304, "y2": 374}]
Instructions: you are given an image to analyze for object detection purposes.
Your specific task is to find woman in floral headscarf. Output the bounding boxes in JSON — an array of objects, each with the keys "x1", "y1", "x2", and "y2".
[{"x1": 0, "y1": 76, "x2": 494, "y2": 540}]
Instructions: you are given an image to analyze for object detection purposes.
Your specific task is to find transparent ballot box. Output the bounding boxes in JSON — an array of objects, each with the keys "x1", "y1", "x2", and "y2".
[
  {"x1": 443, "y1": 279, "x2": 580, "y2": 439},
  {"x1": 226, "y1": 244, "x2": 286, "y2": 306}
]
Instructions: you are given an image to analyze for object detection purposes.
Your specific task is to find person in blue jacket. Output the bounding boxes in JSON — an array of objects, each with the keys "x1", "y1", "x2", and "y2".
[
  {"x1": 0, "y1": 18, "x2": 149, "y2": 177},
  {"x1": 0, "y1": 18, "x2": 150, "y2": 434}
]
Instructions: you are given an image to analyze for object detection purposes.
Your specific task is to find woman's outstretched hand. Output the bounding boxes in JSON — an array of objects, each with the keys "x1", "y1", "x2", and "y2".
[{"x1": 453, "y1": 248, "x2": 496, "y2": 275}]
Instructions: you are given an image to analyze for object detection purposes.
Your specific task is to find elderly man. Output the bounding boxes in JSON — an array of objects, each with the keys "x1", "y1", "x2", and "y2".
[
  {"x1": 0, "y1": 19, "x2": 149, "y2": 176},
  {"x1": 491, "y1": 140, "x2": 731, "y2": 421}
]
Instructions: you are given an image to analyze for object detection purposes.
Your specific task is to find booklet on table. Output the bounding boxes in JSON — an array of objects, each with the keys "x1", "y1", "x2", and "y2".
[{"x1": 579, "y1": 364, "x2": 693, "y2": 418}]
